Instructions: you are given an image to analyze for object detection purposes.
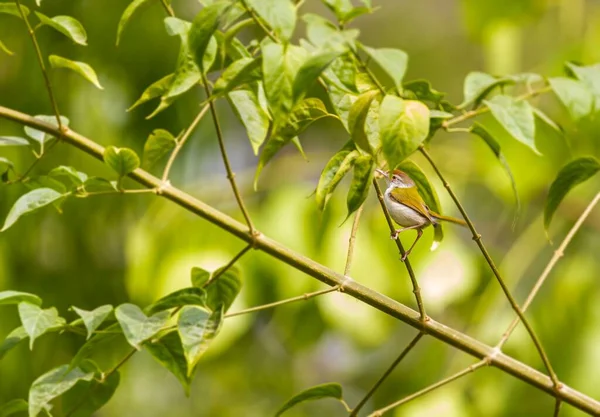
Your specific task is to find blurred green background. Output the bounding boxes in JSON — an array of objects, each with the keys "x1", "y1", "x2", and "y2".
[{"x1": 1, "y1": 0, "x2": 600, "y2": 416}]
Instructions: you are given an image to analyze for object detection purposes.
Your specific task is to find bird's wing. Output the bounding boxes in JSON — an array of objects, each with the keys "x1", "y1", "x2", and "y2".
[{"x1": 389, "y1": 187, "x2": 434, "y2": 222}]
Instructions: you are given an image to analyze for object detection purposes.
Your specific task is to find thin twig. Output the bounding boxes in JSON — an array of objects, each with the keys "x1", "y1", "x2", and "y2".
[
  {"x1": 240, "y1": 0, "x2": 278, "y2": 42},
  {"x1": 419, "y1": 146, "x2": 560, "y2": 389},
  {"x1": 497, "y1": 192, "x2": 600, "y2": 348},
  {"x1": 554, "y1": 399, "x2": 563, "y2": 417},
  {"x1": 201, "y1": 72, "x2": 256, "y2": 235},
  {"x1": 368, "y1": 360, "x2": 487, "y2": 417},
  {"x1": 225, "y1": 287, "x2": 338, "y2": 318},
  {"x1": 373, "y1": 179, "x2": 427, "y2": 321},
  {"x1": 159, "y1": 0, "x2": 175, "y2": 17},
  {"x1": 350, "y1": 332, "x2": 424, "y2": 416},
  {"x1": 161, "y1": 103, "x2": 210, "y2": 182},
  {"x1": 344, "y1": 205, "x2": 364, "y2": 276},
  {"x1": 204, "y1": 244, "x2": 252, "y2": 287}
]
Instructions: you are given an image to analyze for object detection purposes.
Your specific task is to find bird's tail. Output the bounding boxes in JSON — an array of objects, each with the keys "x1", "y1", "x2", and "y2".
[{"x1": 431, "y1": 212, "x2": 467, "y2": 227}]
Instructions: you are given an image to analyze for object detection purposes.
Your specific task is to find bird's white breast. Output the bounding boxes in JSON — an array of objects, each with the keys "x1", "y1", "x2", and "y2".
[{"x1": 384, "y1": 188, "x2": 429, "y2": 228}]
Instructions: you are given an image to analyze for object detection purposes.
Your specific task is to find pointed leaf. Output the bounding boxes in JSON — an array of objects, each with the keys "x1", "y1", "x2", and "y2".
[
  {"x1": 544, "y1": 157, "x2": 600, "y2": 232},
  {"x1": 460, "y1": 72, "x2": 512, "y2": 108},
  {"x1": 18, "y1": 302, "x2": 66, "y2": 350},
  {"x1": 293, "y1": 48, "x2": 345, "y2": 103},
  {"x1": 228, "y1": 89, "x2": 270, "y2": 155},
  {"x1": 142, "y1": 129, "x2": 176, "y2": 169},
  {"x1": 48, "y1": 166, "x2": 88, "y2": 187},
  {"x1": 346, "y1": 155, "x2": 374, "y2": 218},
  {"x1": 323, "y1": 0, "x2": 354, "y2": 20},
  {"x1": 361, "y1": 46, "x2": 407, "y2": 91},
  {"x1": 566, "y1": 62, "x2": 600, "y2": 108},
  {"x1": 380, "y1": 96, "x2": 430, "y2": 170},
  {"x1": 275, "y1": 383, "x2": 343, "y2": 416},
  {"x1": 191, "y1": 267, "x2": 211, "y2": 288},
  {"x1": 35, "y1": 13, "x2": 87, "y2": 45},
  {"x1": 0, "y1": 3, "x2": 30, "y2": 18},
  {"x1": 103, "y1": 147, "x2": 140, "y2": 177},
  {"x1": 348, "y1": 90, "x2": 379, "y2": 153},
  {"x1": 485, "y1": 95, "x2": 539, "y2": 154},
  {"x1": 205, "y1": 266, "x2": 241, "y2": 312},
  {"x1": 24, "y1": 115, "x2": 69, "y2": 145},
  {"x1": 71, "y1": 305, "x2": 113, "y2": 340},
  {"x1": 82, "y1": 177, "x2": 118, "y2": 193},
  {"x1": 60, "y1": 369, "x2": 119, "y2": 417},
  {"x1": 177, "y1": 305, "x2": 223, "y2": 376},
  {"x1": 189, "y1": 1, "x2": 230, "y2": 70},
  {"x1": 0, "y1": 136, "x2": 29, "y2": 147},
  {"x1": 128, "y1": 74, "x2": 174, "y2": 112},
  {"x1": 28, "y1": 364, "x2": 94, "y2": 417},
  {"x1": 549, "y1": 77, "x2": 594, "y2": 121},
  {"x1": 49, "y1": 55, "x2": 103, "y2": 89},
  {"x1": 246, "y1": 0, "x2": 296, "y2": 41},
  {"x1": 116, "y1": 0, "x2": 151, "y2": 45},
  {"x1": 213, "y1": 57, "x2": 261, "y2": 95},
  {"x1": 316, "y1": 143, "x2": 358, "y2": 210},
  {"x1": 0, "y1": 327, "x2": 28, "y2": 360},
  {"x1": 115, "y1": 304, "x2": 169, "y2": 349},
  {"x1": 145, "y1": 331, "x2": 193, "y2": 395},
  {"x1": 0, "y1": 399, "x2": 28, "y2": 417},
  {"x1": 146, "y1": 288, "x2": 207, "y2": 315},
  {"x1": 403, "y1": 80, "x2": 445, "y2": 105},
  {"x1": 2, "y1": 188, "x2": 68, "y2": 232},
  {"x1": 0, "y1": 291, "x2": 42, "y2": 306}
]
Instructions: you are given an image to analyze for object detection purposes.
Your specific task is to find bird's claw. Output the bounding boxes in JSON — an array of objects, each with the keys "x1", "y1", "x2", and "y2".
[
  {"x1": 390, "y1": 230, "x2": 400, "y2": 240},
  {"x1": 400, "y1": 252, "x2": 409, "y2": 262}
]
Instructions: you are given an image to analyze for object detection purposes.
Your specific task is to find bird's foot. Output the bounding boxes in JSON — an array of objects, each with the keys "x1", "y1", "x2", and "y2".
[
  {"x1": 390, "y1": 230, "x2": 400, "y2": 240},
  {"x1": 400, "y1": 252, "x2": 410, "y2": 262}
]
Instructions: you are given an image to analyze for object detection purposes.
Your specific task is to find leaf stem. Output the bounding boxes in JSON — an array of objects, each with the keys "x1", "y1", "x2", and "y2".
[
  {"x1": 496, "y1": 192, "x2": 600, "y2": 348},
  {"x1": 373, "y1": 179, "x2": 427, "y2": 321},
  {"x1": 418, "y1": 145, "x2": 560, "y2": 389},
  {"x1": 201, "y1": 72, "x2": 256, "y2": 236},
  {"x1": 344, "y1": 205, "x2": 363, "y2": 276},
  {"x1": 204, "y1": 243, "x2": 252, "y2": 287},
  {"x1": 225, "y1": 287, "x2": 338, "y2": 318},
  {"x1": 240, "y1": 0, "x2": 278, "y2": 42},
  {"x1": 159, "y1": 0, "x2": 175, "y2": 17},
  {"x1": 161, "y1": 103, "x2": 210, "y2": 182},
  {"x1": 350, "y1": 332, "x2": 424, "y2": 416}
]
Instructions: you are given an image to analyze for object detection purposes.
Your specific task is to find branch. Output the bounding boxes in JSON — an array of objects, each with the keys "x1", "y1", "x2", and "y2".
[
  {"x1": 1, "y1": 106, "x2": 598, "y2": 415},
  {"x1": 344, "y1": 205, "x2": 363, "y2": 276},
  {"x1": 497, "y1": 192, "x2": 600, "y2": 348},
  {"x1": 418, "y1": 146, "x2": 560, "y2": 390},
  {"x1": 350, "y1": 332, "x2": 424, "y2": 416},
  {"x1": 204, "y1": 243, "x2": 252, "y2": 287},
  {"x1": 373, "y1": 179, "x2": 427, "y2": 321}
]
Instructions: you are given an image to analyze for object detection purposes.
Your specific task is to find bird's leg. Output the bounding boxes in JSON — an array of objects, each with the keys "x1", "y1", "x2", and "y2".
[
  {"x1": 390, "y1": 224, "x2": 421, "y2": 240},
  {"x1": 401, "y1": 228, "x2": 424, "y2": 262}
]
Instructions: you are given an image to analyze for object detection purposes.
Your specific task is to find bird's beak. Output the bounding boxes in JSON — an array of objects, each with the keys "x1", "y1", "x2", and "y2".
[{"x1": 375, "y1": 168, "x2": 388, "y2": 178}]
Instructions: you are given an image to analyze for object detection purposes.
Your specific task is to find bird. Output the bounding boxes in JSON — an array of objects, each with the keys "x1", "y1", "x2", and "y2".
[{"x1": 377, "y1": 168, "x2": 467, "y2": 261}]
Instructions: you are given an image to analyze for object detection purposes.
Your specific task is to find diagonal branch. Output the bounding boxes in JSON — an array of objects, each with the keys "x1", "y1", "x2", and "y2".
[
  {"x1": 418, "y1": 146, "x2": 560, "y2": 390},
  {"x1": 0, "y1": 105, "x2": 598, "y2": 415}
]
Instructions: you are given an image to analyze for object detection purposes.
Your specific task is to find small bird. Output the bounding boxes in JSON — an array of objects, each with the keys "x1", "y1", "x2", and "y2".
[{"x1": 377, "y1": 168, "x2": 467, "y2": 261}]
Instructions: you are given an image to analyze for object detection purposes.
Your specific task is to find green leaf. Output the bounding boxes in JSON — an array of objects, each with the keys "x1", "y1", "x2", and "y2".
[
  {"x1": 204, "y1": 266, "x2": 242, "y2": 312},
  {"x1": 0, "y1": 136, "x2": 29, "y2": 147},
  {"x1": 81, "y1": 177, "x2": 118, "y2": 193},
  {"x1": 327, "y1": 55, "x2": 358, "y2": 93},
  {"x1": 549, "y1": 77, "x2": 594, "y2": 121},
  {"x1": 262, "y1": 43, "x2": 308, "y2": 125},
  {"x1": 380, "y1": 96, "x2": 430, "y2": 170},
  {"x1": 115, "y1": 304, "x2": 169, "y2": 350},
  {"x1": 228, "y1": 89, "x2": 270, "y2": 155},
  {"x1": 460, "y1": 72, "x2": 512, "y2": 108},
  {"x1": 0, "y1": 327, "x2": 28, "y2": 360},
  {"x1": 213, "y1": 57, "x2": 261, "y2": 95},
  {"x1": 189, "y1": 1, "x2": 230, "y2": 71},
  {"x1": 544, "y1": 157, "x2": 600, "y2": 232},
  {"x1": 326, "y1": 82, "x2": 357, "y2": 130},
  {"x1": 566, "y1": 62, "x2": 600, "y2": 108},
  {"x1": 0, "y1": 399, "x2": 28, "y2": 417},
  {"x1": 316, "y1": 143, "x2": 358, "y2": 210},
  {"x1": 146, "y1": 288, "x2": 207, "y2": 315},
  {"x1": 116, "y1": 0, "x2": 151, "y2": 46},
  {"x1": 24, "y1": 115, "x2": 69, "y2": 145},
  {"x1": 0, "y1": 291, "x2": 42, "y2": 306},
  {"x1": 0, "y1": 3, "x2": 29, "y2": 18},
  {"x1": 471, "y1": 123, "x2": 520, "y2": 216},
  {"x1": 49, "y1": 55, "x2": 103, "y2": 89},
  {"x1": 48, "y1": 166, "x2": 88, "y2": 187},
  {"x1": 247, "y1": 0, "x2": 296, "y2": 41},
  {"x1": 35, "y1": 13, "x2": 87, "y2": 45},
  {"x1": 322, "y1": 0, "x2": 354, "y2": 20},
  {"x1": 348, "y1": 90, "x2": 380, "y2": 153},
  {"x1": 1, "y1": 188, "x2": 68, "y2": 232},
  {"x1": 23, "y1": 176, "x2": 67, "y2": 196},
  {"x1": 339, "y1": 6, "x2": 372, "y2": 24},
  {"x1": 293, "y1": 48, "x2": 345, "y2": 103},
  {"x1": 191, "y1": 267, "x2": 211, "y2": 287},
  {"x1": 484, "y1": 95, "x2": 539, "y2": 154},
  {"x1": 145, "y1": 331, "x2": 194, "y2": 395},
  {"x1": 28, "y1": 364, "x2": 94, "y2": 417},
  {"x1": 127, "y1": 74, "x2": 174, "y2": 112},
  {"x1": 142, "y1": 129, "x2": 177, "y2": 169},
  {"x1": 18, "y1": 302, "x2": 66, "y2": 350},
  {"x1": 346, "y1": 155, "x2": 374, "y2": 218},
  {"x1": 403, "y1": 80, "x2": 445, "y2": 105},
  {"x1": 275, "y1": 383, "x2": 343, "y2": 416},
  {"x1": 177, "y1": 305, "x2": 223, "y2": 376},
  {"x1": 396, "y1": 160, "x2": 443, "y2": 249},
  {"x1": 69, "y1": 323, "x2": 122, "y2": 370},
  {"x1": 71, "y1": 305, "x2": 113, "y2": 340},
  {"x1": 103, "y1": 147, "x2": 140, "y2": 177},
  {"x1": 60, "y1": 367, "x2": 119, "y2": 417},
  {"x1": 360, "y1": 45, "x2": 408, "y2": 91}
]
